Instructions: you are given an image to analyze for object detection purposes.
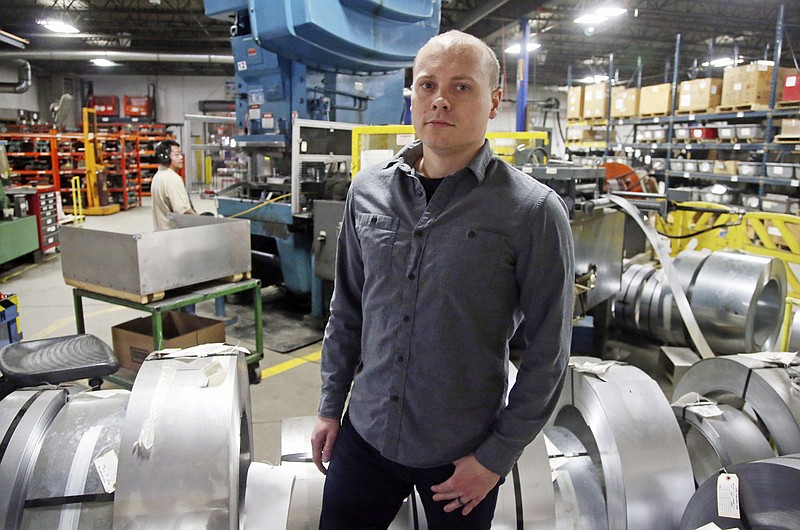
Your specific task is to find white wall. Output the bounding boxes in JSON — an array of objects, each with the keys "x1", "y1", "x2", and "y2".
[
  {"x1": 81, "y1": 74, "x2": 232, "y2": 124},
  {"x1": 0, "y1": 63, "x2": 38, "y2": 113}
]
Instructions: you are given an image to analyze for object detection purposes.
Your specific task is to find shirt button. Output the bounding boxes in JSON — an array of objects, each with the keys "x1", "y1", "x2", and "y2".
[
  {"x1": 397, "y1": 355, "x2": 404, "y2": 362},
  {"x1": 468, "y1": 230, "x2": 476, "y2": 238},
  {"x1": 408, "y1": 273, "x2": 415, "y2": 280},
  {"x1": 390, "y1": 395, "x2": 400, "y2": 402},
  {"x1": 371, "y1": 216, "x2": 378, "y2": 223},
  {"x1": 402, "y1": 315, "x2": 410, "y2": 322},
  {"x1": 416, "y1": 191, "x2": 424, "y2": 197}
]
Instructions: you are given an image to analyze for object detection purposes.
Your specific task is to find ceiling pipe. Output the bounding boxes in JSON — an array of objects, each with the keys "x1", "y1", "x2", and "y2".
[
  {"x1": 0, "y1": 59, "x2": 32, "y2": 94},
  {"x1": 456, "y1": 0, "x2": 513, "y2": 31},
  {"x1": 0, "y1": 51, "x2": 233, "y2": 64}
]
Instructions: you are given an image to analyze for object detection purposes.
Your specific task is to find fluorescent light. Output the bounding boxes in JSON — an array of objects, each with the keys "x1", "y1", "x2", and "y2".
[
  {"x1": 504, "y1": 42, "x2": 542, "y2": 54},
  {"x1": 38, "y1": 19, "x2": 80, "y2": 34},
  {"x1": 91, "y1": 58, "x2": 120, "y2": 67},
  {"x1": 596, "y1": 7, "x2": 627, "y2": 17},
  {"x1": 701, "y1": 56, "x2": 744, "y2": 68},
  {"x1": 577, "y1": 75, "x2": 609, "y2": 84},
  {"x1": 574, "y1": 14, "x2": 608, "y2": 24},
  {"x1": 756, "y1": 60, "x2": 775, "y2": 66}
]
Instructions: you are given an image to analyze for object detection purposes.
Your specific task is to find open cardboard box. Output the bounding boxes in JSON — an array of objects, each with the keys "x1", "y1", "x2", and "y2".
[{"x1": 111, "y1": 311, "x2": 226, "y2": 372}]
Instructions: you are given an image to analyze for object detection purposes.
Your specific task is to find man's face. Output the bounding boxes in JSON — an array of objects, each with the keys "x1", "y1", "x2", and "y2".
[
  {"x1": 411, "y1": 43, "x2": 501, "y2": 158},
  {"x1": 169, "y1": 145, "x2": 183, "y2": 170}
]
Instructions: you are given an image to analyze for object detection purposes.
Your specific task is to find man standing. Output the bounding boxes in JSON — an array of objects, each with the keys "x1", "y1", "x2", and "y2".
[
  {"x1": 151, "y1": 139, "x2": 196, "y2": 230},
  {"x1": 311, "y1": 30, "x2": 574, "y2": 529}
]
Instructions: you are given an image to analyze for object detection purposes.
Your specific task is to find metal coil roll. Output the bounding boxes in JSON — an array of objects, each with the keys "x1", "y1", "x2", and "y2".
[
  {"x1": 0, "y1": 389, "x2": 67, "y2": 529},
  {"x1": 679, "y1": 455, "x2": 800, "y2": 530},
  {"x1": 614, "y1": 251, "x2": 786, "y2": 354},
  {"x1": 114, "y1": 347, "x2": 254, "y2": 529},
  {"x1": 674, "y1": 354, "x2": 800, "y2": 455},
  {"x1": 549, "y1": 357, "x2": 695, "y2": 530},
  {"x1": 671, "y1": 399, "x2": 774, "y2": 485},
  {"x1": 545, "y1": 426, "x2": 607, "y2": 530}
]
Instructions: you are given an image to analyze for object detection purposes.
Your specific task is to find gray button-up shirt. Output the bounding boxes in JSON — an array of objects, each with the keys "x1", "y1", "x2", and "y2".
[{"x1": 319, "y1": 139, "x2": 574, "y2": 476}]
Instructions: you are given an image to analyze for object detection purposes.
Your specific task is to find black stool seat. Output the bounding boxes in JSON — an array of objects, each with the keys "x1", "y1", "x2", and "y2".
[{"x1": 0, "y1": 334, "x2": 118, "y2": 387}]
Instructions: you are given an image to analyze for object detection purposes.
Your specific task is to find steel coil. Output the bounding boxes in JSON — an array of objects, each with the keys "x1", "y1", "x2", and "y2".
[
  {"x1": 0, "y1": 389, "x2": 67, "y2": 529},
  {"x1": 549, "y1": 357, "x2": 695, "y2": 530},
  {"x1": 114, "y1": 346, "x2": 253, "y2": 529},
  {"x1": 19, "y1": 390, "x2": 130, "y2": 529},
  {"x1": 674, "y1": 354, "x2": 800, "y2": 455},
  {"x1": 545, "y1": 426, "x2": 607, "y2": 530},
  {"x1": 672, "y1": 398, "x2": 774, "y2": 485},
  {"x1": 679, "y1": 455, "x2": 800, "y2": 529}
]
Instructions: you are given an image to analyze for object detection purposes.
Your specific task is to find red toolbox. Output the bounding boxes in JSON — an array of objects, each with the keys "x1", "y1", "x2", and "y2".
[
  {"x1": 88, "y1": 95, "x2": 120, "y2": 116},
  {"x1": 783, "y1": 74, "x2": 800, "y2": 102},
  {"x1": 124, "y1": 96, "x2": 152, "y2": 117}
]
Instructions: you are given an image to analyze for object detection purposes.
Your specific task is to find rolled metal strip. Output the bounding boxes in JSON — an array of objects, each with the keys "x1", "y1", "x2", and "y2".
[
  {"x1": 550, "y1": 357, "x2": 695, "y2": 530},
  {"x1": 674, "y1": 355, "x2": 800, "y2": 455},
  {"x1": 20, "y1": 390, "x2": 130, "y2": 530},
  {"x1": 494, "y1": 431, "x2": 555, "y2": 529},
  {"x1": 0, "y1": 388, "x2": 67, "y2": 529},
  {"x1": 671, "y1": 399, "x2": 774, "y2": 485},
  {"x1": 679, "y1": 455, "x2": 800, "y2": 529},
  {"x1": 544, "y1": 425, "x2": 607, "y2": 530},
  {"x1": 114, "y1": 346, "x2": 253, "y2": 529},
  {"x1": 651, "y1": 251, "x2": 710, "y2": 345},
  {"x1": 689, "y1": 251, "x2": 786, "y2": 353},
  {"x1": 613, "y1": 263, "x2": 656, "y2": 334}
]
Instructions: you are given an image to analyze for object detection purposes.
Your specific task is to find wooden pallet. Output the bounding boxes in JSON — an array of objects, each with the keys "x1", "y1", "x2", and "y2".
[
  {"x1": 774, "y1": 134, "x2": 800, "y2": 144},
  {"x1": 638, "y1": 111, "x2": 670, "y2": 118},
  {"x1": 675, "y1": 108, "x2": 714, "y2": 115},
  {"x1": 65, "y1": 271, "x2": 251, "y2": 304},
  {"x1": 715, "y1": 102, "x2": 769, "y2": 113},
  {"x1": 777, "y1": 100, "x2": 800, "y2": 109}
]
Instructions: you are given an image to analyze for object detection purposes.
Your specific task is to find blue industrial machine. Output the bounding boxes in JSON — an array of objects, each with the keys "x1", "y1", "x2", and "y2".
[{"x1": 203, "y1": 0, "x2": 440, "y2": 321}]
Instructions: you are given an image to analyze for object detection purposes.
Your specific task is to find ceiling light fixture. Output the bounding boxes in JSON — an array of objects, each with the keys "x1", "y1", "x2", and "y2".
[
  {"x1": 701, "y1": 56, "x2": 744, "y2": 68},
  {"x1": 90, "y1": 58, "x2": 120, "y2": 67},
  {"x1": 504, "y1": 42, "x2": 542, "y2": 54},
  {"x1": 596, "y1": 7, "x2": 627, "y2": 17},
  {"x1": 37, "y1": 19, "x2": 80, "y2": 34},
  {"x1": 574, "y1": 14, "x2": 607, "y2": 24},
  {"x1": 574, "y1": 4, "x2": 627, "y2": 25},
  {"x1": 577, "y1": 74, "x2": 609, "y2": 84}
]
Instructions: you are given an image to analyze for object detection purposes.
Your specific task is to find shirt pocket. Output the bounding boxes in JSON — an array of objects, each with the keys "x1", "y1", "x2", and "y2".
[
  {"x1": 355, "y1": 212, "x2": 399, "y2": 275},
  {"x1": 433, "y1": 225, "x2": 515, "y2": 294}
]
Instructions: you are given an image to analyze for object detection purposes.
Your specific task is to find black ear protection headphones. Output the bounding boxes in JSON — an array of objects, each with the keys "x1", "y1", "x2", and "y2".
[{"x1": 155, "y1": 140, "x2": 177, "y2": 165}]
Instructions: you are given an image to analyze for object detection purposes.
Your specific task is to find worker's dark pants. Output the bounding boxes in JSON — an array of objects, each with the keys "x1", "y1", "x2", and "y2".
[{"x1": 319, "y1": 414, "x2": 501, "y2": 530}]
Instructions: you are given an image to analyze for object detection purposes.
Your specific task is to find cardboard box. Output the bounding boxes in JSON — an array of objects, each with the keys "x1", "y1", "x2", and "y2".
[
  {"x1": 582, "y1": 83, "x2": 608, "y2": 119},
  {"x1": 567, "y1": 86, "x2": 585, "y2": 120},
  {"x1": 638, "y1": 83, "x2": 672, "y2": 116},
  {"x1": 111, "y1": 311, "x2": 226, "y2": 372},
  {"x1": 781, "y1": 73, "x2": 800, "y2": 102},
  {"x1": 678, "y1": 78, "x2": 722, "y2": 112},
  {"x1": 781, "y1": 118, "x2": 800, "y2": 136},
  {"x1": 713, "y1": 160, "x2": 738, "y2": 175},
  {"x1": 611, "y1": 86, "x2": 640, "y2": 118},
  {"x1": 721, "y1": 62, "x2": 792, "y2": 107}
]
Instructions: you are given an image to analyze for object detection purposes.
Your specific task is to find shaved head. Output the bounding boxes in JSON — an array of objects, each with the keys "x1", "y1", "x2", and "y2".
[{"x1": 413, "y1": 30, "x2": 500, "y2": 91}]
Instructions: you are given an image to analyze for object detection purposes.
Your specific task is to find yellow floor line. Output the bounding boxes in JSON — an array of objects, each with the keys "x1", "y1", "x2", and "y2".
[
  {"x1": 261, "y1": 350, "x2": 321, "y2": 380},
  {"x1": 0, "y1": 254, "x2": 60, "y2": 284},
  {"x1": 30, "y1": 306, "x2": 128, "y2": 340}
]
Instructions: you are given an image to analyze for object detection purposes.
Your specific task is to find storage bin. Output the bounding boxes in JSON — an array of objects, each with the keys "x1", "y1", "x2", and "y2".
[
  {"x1": 717, "y1": 126, "x2": 737, "y2": 141},
  {"x1": 737, "y1": 161, "x2": 764, "y2": 177},
  {"x1": 765, "y1": 163, "x2": 795, "y2": 178},
  {"x1": 683, "y1": 160, "x2": 699, "y2": 172},
  {"x1": 735, "y1": 125, "x2": 765, "y2": 141},
  {"x1": 670, "y1": 159, "x2": 685, "y2": 171},
  {"x1": 673, "y1": 127, "x2": 690, "y2": 140}
]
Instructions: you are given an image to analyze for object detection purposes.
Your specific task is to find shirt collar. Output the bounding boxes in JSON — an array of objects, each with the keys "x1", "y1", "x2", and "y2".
[{"x1": 391, "y1": 139, "x2": 494, "y2": 184}]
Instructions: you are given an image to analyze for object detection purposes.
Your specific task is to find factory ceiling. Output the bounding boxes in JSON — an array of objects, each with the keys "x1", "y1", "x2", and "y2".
[{"x1": 0, "y1": 0, "x2": 797, "y2": 92}]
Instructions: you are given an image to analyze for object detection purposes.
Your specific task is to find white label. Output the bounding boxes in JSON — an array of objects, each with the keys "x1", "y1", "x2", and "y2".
[
  {"x1": 787, "y1": 76, "x2": 798, "y2": 88},
  {"x1": 396, "y1": 133, "x2": 415, "y2": 145},
  {"x1": 680, "y1": 94, "x2": 691, "y2": 106},
  {"x1": 699, "y1": 80, "x2": 708, "y2": 88},
  {"x1": 711, "y1": 85, "x2": 718, "y2": 94},
  {"x1": 688, "y1": 114, "x2": 695, "y2": 120},
  {"x1": 717, "y1": 473, "x2": 740, "y2": 519},
  {"x1": 692, "y1": 403, "x2": 724, "y2": 417},
  {"x1": 733, "y1": 144, "x2": 741, "y2": 150},
  {"x1": 653, "y1": 117, "x2": 660, "y2": 123},
  {"x1": 262, "y1": 113, "x2": 274, "y2": 129},
  {"x1": 546, "y1": 167, "x2": 558, "y2": 174},
  {"x1": 774, "y1": 166, "x2": 785, "y2": 175},
  {"x1": 248, "y1": 107, "x2": 260, "y2": 120},
  {"x1": 652, "y1": 143, "x2": 658, "y2": 149},
  {"x1": 736, "y1": 111, "x2": 745, "y2": 118},
  {"x1": 733, "y1": 82, "x2": 743, "y2": 91},
  {"x1": 731, "y1": 175, "x2": 739, "y2": 182},
  {"x1": 236, "y1": 60, "x2": 247, "y2": 71},
  {"x1": 792, "y1": 179, "x2": 799, "y2": 186},
  {"x1": 684, "y1": 171, "x2": 690, "y2": 178},
  {"x1": 95, "y1": 450, "x2": 118, "y2": 493},
  {"x1": 686, "y1": 144, "x2": 693, "y2": 150}
]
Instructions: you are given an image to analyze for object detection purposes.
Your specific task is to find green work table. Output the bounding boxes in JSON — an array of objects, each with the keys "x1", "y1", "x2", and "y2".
[{"x1": 72, "y1": 278, "x2": 263, "y2": 387}]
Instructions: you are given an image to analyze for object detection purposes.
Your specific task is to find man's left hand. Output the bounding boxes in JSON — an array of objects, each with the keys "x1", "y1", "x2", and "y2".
[{"x1": 430, "y1": 454, "x2": 500, "y2": 515}]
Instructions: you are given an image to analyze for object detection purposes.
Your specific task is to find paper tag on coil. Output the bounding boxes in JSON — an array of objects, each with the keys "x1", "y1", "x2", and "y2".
[
  {"x1": 716, "y1": 473, "x2": 740, "y2": 519},
  {"x1": 95, "y1": 450, "x2": 118, "y2": 493}
]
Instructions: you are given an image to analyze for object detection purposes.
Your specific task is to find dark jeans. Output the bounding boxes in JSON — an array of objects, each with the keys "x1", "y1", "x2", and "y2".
[{"x1": 319, "y1": 414, "x2": 501, "y2": 530}]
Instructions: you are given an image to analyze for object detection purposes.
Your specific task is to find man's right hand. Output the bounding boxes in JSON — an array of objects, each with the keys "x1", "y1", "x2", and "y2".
[{"x1": 310, "y1": 416, "x2": 340, "y2": 475}]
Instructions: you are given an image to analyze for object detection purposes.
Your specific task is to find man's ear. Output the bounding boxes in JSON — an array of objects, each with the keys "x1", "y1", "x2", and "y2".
[{"x1": 489, "y1": 89, "x2": 502, "y2": 119}]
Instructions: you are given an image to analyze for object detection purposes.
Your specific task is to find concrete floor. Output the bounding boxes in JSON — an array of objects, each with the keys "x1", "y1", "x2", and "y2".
[
  {"x1": 1, "y1": 194, "x2": 676, "y2": 469},
  {"x1": 1, "y1": 195, "x2": 322, "y2": 467}
]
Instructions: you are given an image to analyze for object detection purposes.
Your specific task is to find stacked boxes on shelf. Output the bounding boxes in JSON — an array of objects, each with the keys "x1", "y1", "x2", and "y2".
[
  {"x1": 582, "y1": 83, "x2": 608, "y2": 119},
  {"x1": 638, "y1": 83, "x2": 672, "y2": 116},
  {"x1": 567, "y1": 86, "x2": 584, "y2": 121},
  {"x1": 611, "y1": 87, "x2": 640, "y2": 118},
  {"x1": 678, "y1": 78, "x2": 723, "y2": 113},
  {"x1": 720, "y1": 62, "x2": 793, "y2": 109}
]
